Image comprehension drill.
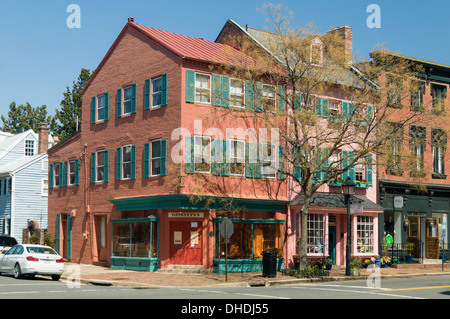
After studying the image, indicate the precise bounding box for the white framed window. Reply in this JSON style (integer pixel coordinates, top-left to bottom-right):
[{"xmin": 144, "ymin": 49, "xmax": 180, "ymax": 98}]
[
  {"xmin": 96, "ymin": 94, "xmax": 106, "ymax": 121},
  {"xmin": 69, "ymin": 160, "xmax": 76, "ymax": 185},
  {"xmin": 96, "ymin": 151, "xmax": 106, "ymax": 182},
  {"xmin": 355, "ymin": 159, "xmax": 366, "ymax": 182},
  {"xmin": 25, "ymin": 140, "xmax": 35, "ymax": 156},
  {"xmin": 262, "ymin": 84, "xmax": 276, "ymax": 112},
  {"xmin": 123, "ymin": 86, "xmax": 133, "ymax": 115},
  {"xmin": 261, "ymin": 142, "xmax": 277, "ymax": 178},
  {"xmin": 151, "ymin": 139, "xmax": 162, "ymax": 176},
  {"xmin": 41, "ymin": 178, "xmax": 48, "ymax": 196},
  {"xmin": 307, "ymin": 213, "xmax": 324, "ymax": 254},
  {"xmin": 195, "ymin": 73, "xmax": 211, "ymax": 104},
  {"xmin": 42, "ymin": 159, "xmax": 48, "ymax": 171},
  {"xmin": 357, "ymin": 216, "xmax": 374, "ymax": 254},
  {"xmin": 122, "ymin": 145, "xmax": 132, "ymax": 179},
  {"xmin": 54, "ymin": 164, "xmax": 60, "ymax": 187},
  {"xmin": 229, "ymin": 78, "xmax": 245, "ymax": 108},
  {"xmin": 194, "ymin": 135, "xmax": 211, "ymax": 173},
  {"xmin": 329, "ymin": 100, "xmax": 341, "ymax": 118},
  {"xmin": 152, "ymin": 76, "xmax": 162, "ymax": 107},
  {"xmin": 229, "ymin": 139, "xmax": 245, "ymax": 176}
]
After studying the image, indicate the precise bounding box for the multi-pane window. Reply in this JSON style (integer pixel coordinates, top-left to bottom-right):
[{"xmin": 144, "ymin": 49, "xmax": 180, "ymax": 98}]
[
  {"xmin": 431, "ymin": 84, "xmax": 447, "ymax": 114},
  {"xmin": 123, "ymin": 86, "xmax": 133, "ymax": 115},
  {"xmin": 151, "ymin": 140, "xmax": 162, "ymax": 176},
  {"xmin": 386, "ymin": 122, "xmax": 404, "ymax": 175},
  {"xmin": 69, "ymin": 160, "xmax": 76, "ymax": 185},
  {"xmin": 261, "ymin": 142, "xmax": 277, "ymax": 178},
  {"xmin": 432, "ymin": 128, "xmax": 447, "ymax": 176},
  {"xmin": 261, "ymin": 84, "xmax": 276, "ymax": 112},
  {"xmin": 195, "ymin": 73, "xmax": 211, "ymax": 104},
  {"xmin": 230, "ymin": 79, "xmax": 245, "ymax": 108},
  {"xmin": 97, "ymin": 94, "xmax": 106, "ymax": 121},
  {"xmin": 152, "ymin": 77, "xmax": 162, "ymax": 107},
  {"xmin": 329, "ymin": 100, "xmax": 341, "ymax": 119},
  {"xmin": 357, "ymin": 216, "xmax": 374, "ymax": 254},
  {"xmin": 409, "ymin": 125, "xmax": 426, "ymax": 174},
  {"xmin": 96, "ymin": 151, "xmax": 106, "ymax": 182},
  {"xmin": 194, "ymin": 136, "xmax": 211, "ymax": 173},
  {"xmin": 410, "ymin": 80, "xmax": 425, "ymax": 111},
  {"xmin": 354, "ymin": 159, "xmax": 366, "ymax": 182},
  {"xmin": 122, "ymin": 145, "xmax": 132, "ymax": 179},
  {"xmin": 54, "ymin": 164, "xmax": 60, "ymax": 187},
  {"xmin": 41, "ymin": 179, "xmax": 48, "ymax": 196},
  {"xmin": 25, "ymin": 140, "xmax": 35, "ymax": 156},
  {"xmin": 386, "ymin": 74, "xmax": 402, "ymax": 108},
  {"xmin": 307, "ymin": 214, "xmax": 324, "ymax": 254},
  {"xmin": 229, "ymin": 139, "xmax": 245, "ymax": 176}
]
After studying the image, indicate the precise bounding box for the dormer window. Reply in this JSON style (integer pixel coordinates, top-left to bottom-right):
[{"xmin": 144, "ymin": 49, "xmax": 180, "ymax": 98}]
[{"xmin": 310, "ymin": 37, "xmax": 323, "ymax": 66}]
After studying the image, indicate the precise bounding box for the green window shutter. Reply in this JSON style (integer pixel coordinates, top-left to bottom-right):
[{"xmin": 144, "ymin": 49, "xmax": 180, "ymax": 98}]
[
  {"xmin": 116, "ymin": 88, "xmax": 122, "ymax": 117},
  {"xmin": 116, "ymin": 147, "xmax": 122, "ymax": 180},
  {"xmin": 59, "ymin": 163, "xmax": 63, "ymax": 187},
  {"xmin": 277, "ymin": 86, "xmax": 285, "ymax": 113},
  {"xmin": 277, "ymin": 146, "xmax": 285, "ymax": 180},
  {"xmin": 212, "ymin": 139, "xmax": 222, "ymax": 175},
  {"xmin": 322, "ymin": 98, "xmax": 329, "ymax": 118},
  {"xmin": 131, "ymin": 145, "xmax": 136, "ymax": 179},
  {"xmin": 293, "ymin": 93, "xmax": 302, "ymax": 110},
  {"xmin": 254, "ymin": 82, "xmax": 263, "ymax": 112},
  {"xmin": 66, "ymin": 214, "xmax": 72, "ymax": 260},
  {"xmin": 366, "ymin": 105, "xmax": 373, "ymax": 124},
  {"xmin": 74, "ymin": 159, "xmax": 80, "ymax": 185},
  {"xmin": 104, "ymin": 150, "xmax": 109, "ymax": 182},
  {"xmin": 104, "ymin": 92, "xmax": 109, "ymax": 120},
  {"xmin": 314, "ymin": 97, "xmax": 321, "ymax": 116},
  {"xmin": 366, "ymin": 153, "xmax": 373, "ymax": 185},
  {"xmin": 55, "ymin": 214, "xmax": 61, "ymax": 254},
  {"xmin": 160, "ymin": 139, "xmax": 167, "ymax": 176},
  {"xmin": 185, "ymin": 136, "xmax": 195, "ymax": 173},
  {"xmin": 212, "ymin": 74, "xmax": 222, "ymax": 107},
  {"xmin": 144, "ymin": 143, "xmax": 150, "ymax": 178},
  {"xmin": 91, "ymin": 96, "xmax": 96, "ymax": 123},
  {"xmin": 245, "ymin": 142, "xmax": 258, "ymax": 178},
  {"xmin": 144, "ymin": 79, "xmax": 151, "ymax": 110},
  {"xmin": 49, "ymin": 164, "xmax": 54, "ymax": 189},
  {"xmin": 342, "ymin": 101, "xmax": 349, "ymax": 120},
  {"xmin": 341, "ymin": 150, "xmax": 355, "ymax": 181},
  {"xmin": 63, "ymin": 161, "xmax": 68, "ymax": 187},
  {"xmin": 186, "ymin": 70, "xmax": 195, "ymax": 103},
  {"xmin": 91, "ymin": 152, "xmax": 96, "ymax": 183},
  {"xmin": 221, "ymin": 76, "xmax": 230, "ymax": 107},
  {"xmin": 245, "ymin": 80, "xmax": 255, "ymax": 110},
  {"xmin": 161, "ymin": 73, "xmax": 168, "ymax": 106},
  {"xmin": 131, "ymin": 84, "xmax": 137, "ymax": 114},
  {"xmin": 222, "ymin": 140, "xmax": 230, "ymax": 176}
]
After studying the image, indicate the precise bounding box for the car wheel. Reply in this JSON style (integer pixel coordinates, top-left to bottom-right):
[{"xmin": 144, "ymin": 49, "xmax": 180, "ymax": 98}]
[
  {"xmin": 51, "ymin": 274, "xmax": 61, "ymax": 281},
  {"xmin": 13, "ymin": 263, "xmax": 22, "ymax": 279}
]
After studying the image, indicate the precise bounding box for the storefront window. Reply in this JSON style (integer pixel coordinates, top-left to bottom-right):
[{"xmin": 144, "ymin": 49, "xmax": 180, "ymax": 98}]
[
  {"xmin": 214, "ymin": 219, "xmax": 283, "ymax": 260},
  {"xmin": 307, "ymin": 214, "xmax": 324, "ymax": 254},
  {"xmin": 112, "ymin": 219, "xmax": 159, "ymax": 258},
  {"xmin": 357, "ymin": 216, "xmax": 374, "ymax": 253}
]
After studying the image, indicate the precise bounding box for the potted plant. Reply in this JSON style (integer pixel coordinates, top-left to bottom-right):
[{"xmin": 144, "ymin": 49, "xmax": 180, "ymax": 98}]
[
  {"xmin": 350, "ymin": 258, "xmax": 362, "ymax": 276},
  {"xmin": 364, "ymin": 259, "xmax": 373, "ymax": 268},
  {"xmin": 373, "ymin": 255, "xmax": 381, "ymax": 267},
  {"xmin": 382, "ymin": 256, "xmax": 391, "ymax": 268},
  {"xmin": 404, "ymin": 242, "xmax": 414, "ymax": 263},
  {"xmin": 323, "ymin": 258, "xmax": 333, "ymax": 270}
]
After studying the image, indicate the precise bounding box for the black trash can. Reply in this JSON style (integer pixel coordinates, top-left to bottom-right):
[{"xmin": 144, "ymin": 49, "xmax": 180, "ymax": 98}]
[{"xmin": 262, "ymin": 249, "xmax": 278, "ymax": 278}]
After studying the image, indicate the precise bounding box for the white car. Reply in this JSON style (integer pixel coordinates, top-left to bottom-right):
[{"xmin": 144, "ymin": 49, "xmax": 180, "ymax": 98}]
[{"xmin": 0, "ymin": 244, "xmax": 64, "ymax": 281}]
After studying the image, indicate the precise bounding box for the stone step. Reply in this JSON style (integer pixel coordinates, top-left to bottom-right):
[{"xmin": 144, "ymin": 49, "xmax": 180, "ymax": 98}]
[{"xmin": 158, "ymin": 264, "xmax": 209, "ymax": 274}]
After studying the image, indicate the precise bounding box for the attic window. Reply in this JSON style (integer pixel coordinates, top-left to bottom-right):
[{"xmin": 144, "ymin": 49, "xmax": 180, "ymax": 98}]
[
  {"xmin": 25, "ymin": 140, "xmax": 35, "ymax": 156},
  {"xmin": 310, "ymin": 37, "xmax": 323, "ymax": 66}
]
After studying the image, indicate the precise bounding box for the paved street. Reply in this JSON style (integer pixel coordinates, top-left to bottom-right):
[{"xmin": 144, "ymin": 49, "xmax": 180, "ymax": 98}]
[{"xmin": 1, "ymin": 273, "xmax": 449, "ymax": 300}]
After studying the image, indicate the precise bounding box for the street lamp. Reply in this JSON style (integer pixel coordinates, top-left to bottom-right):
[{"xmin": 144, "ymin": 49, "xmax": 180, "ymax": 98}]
[{"xmin": 342, "ymin": 177, "xmax": 355, "ymax": 276}]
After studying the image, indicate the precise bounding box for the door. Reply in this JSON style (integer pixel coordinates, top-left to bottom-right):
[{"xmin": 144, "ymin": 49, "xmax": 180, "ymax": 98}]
[
  {"xmin": 328, "ymin": 226, "xmax": 336, "ymax": 264},
  {"xmin": 169, "ymin": 221, "xmax": 202, "ymax": 265},
  {"xmin": 407, "ymin": 217, "xmax": 421, "ymax": 257},
  {"xmin": 426, "ymin": 218, "xmax": 439, "ymax": 259}
]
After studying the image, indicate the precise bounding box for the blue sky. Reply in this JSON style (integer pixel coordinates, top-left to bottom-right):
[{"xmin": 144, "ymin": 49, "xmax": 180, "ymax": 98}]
[{"xmin": 0, "ymin": 0, "xmax": 449, "ymax": 120}]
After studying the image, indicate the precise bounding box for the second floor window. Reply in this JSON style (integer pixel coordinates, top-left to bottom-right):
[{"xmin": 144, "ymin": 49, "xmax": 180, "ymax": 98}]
[
  {"xmin": 410, "ymin": 125, "xmax": 426, "ymax": 175},
  {"xmin": 230, "ymin": 79, "xmax": 245, "ymax": 108},
  {"xmin": 432, "ymin": 128, "xmax": 447, "ymax": 176},
  {"xmin": 195, "ymin": 73, "xmax": 211, "ymax": 104},
  {"xmin": 194, "ymin": 136, "xmax": 211, "ymax": 173},
  {"xmin": 261, "ymin": 142, "xmax": 277, "ymax": 179},
  {"xmin": 152, "ymin": 77, "xmax": 162, "ymax": 107},
  {"xmin": 431, "ymin": 84, "xmax": 447, "ymax": 114},
  {"xmin": 123, "ymin": 86, "xmax": 133, "ymax": 115},
  {"xmin": 122, "ymin": 145, "xmax": 132, "ymax": 179},
  {"xmin": 229, "ymin": 139, "xmax": 245, "ymax": 176},
  {"xmin": 97, "ymin": 94, "xmax": 106, "ymax": 121},
  {"xmin": 25, "ymin": 140, "xmax": 35, "ymax": 156}
]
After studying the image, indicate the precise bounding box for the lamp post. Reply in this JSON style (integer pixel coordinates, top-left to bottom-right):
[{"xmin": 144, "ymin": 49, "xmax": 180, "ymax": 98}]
[{"xmin": 342, "ymin": 176, "xmax": 355, "ymax": 276}]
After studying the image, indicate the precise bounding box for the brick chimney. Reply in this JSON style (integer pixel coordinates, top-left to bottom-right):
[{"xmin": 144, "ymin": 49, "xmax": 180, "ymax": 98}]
[
  {"xmin": 38, "ymin": 124, "xmax": 49, "ymax": 154},
  {"xmin": 325, "ymin": 25, "xmax": 353, "ymax": 64}
]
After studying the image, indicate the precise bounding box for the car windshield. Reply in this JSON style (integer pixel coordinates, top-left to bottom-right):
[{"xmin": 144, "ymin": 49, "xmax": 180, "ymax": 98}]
[{"xmin": 26, "ymin": 246, "xmax": 57, "ymax": 255}]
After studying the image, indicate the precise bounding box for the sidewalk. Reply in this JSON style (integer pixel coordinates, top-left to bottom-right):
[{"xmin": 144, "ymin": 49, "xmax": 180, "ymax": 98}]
[{"xmin": 61, "ymin": 262, "xmax": 450, "ymax": 288}]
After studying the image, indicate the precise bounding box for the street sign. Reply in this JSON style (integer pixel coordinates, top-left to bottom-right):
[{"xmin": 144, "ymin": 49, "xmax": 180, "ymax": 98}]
[{"xmin": 220, "ymin": 218, "xmax": 234, "ymax": 242}]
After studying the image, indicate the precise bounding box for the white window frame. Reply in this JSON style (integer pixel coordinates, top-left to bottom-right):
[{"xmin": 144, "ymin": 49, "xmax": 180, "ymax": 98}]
[
  {"xmin": 41, "ymin": 178, "xmax": 48, "ymax": 196},
  {"xmin": 260, "ymin": 142, "xmax": 277, "ymax": 179},
  {"xmin": 194, "ymin": 73, "xmax": 211, "ymax": 104},
  {"xmin": 54, "ymin": 164, "xmax": 60, "ymax": 188},
  {"xmin": 96, "ymin": 93, "xmax": 106, "ymax": 122},
  {"xmin": 151, "ymin": 139, "xmax": 162, "ymax": 177},
  {"xmin": 69, "ymin": 160, "xmax": 76, "ymax": 185},
  {"xmin": 122, "ymin": 86, "xmax": 133, "ymax": 115},
  {"xmin": 261, "ymin": 84, "xmax": 276, "ymax": 112},
  {"xmin": 229, "ymin": 78, "xmax": 245, "ymax": 108},
  {"xmin": 42, "ymin": 159, "xmax": 48, "ymax": 171},
  {"xmin": 152, "ymin": 76, "xmax": 163, "ymax": 108},
  {"xmin": 122, "ymin": 145, "xmax": 132, "ymax": 180},
  {"xmin": 194, "ymin": 135, "xmax": 211, "ymax": 173},
  {"xmin": 229, "ymin": 139, "xmax": 245, "ymax": 176},
  {"xmin": 96, "ymin": 151, "xmax": 106, "ymax": 182},
  {"xmin": 356, "ymin": 215, "xmax": 374, "ymax": 254},
  {"xmin": 25, "ymin": 139, "xmax": 35, "ymax": 156},
  {"xmin": 354, "ymin": 159, "xmax": 366, "ymax": 182},
  {"xmin": 329, "ymin": 100, "xmax": 341, "ymax": 118}
]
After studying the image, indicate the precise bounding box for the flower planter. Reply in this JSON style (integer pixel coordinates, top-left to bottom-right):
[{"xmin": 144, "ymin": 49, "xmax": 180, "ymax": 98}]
[
  {"xmin": 405, "ymin": 255, "xmax": 413, "ymax": 263},
  {"xmin": 374, "ymin": 260, "xmax": 381, "ymax": 267},
  {"xmin": 350, "ymin": 267, "xmax": 361, "ymax": 276},
  {"xmin": 325, "ymin": 264, "xmax": 332, "ymax": 270}
]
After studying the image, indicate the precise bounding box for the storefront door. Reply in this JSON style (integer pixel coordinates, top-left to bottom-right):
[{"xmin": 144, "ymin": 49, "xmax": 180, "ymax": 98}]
[
  {"xmin": 169, "ymin": 221, "xmax": 202, "ymax": 265},
  {"xmin": 328, "ymin": 226, "xmax": 336, "ymax": 264},
  {"xmin": 426, "ymin": 218, "xmax": 439, "ymax": 259},
  {"xmin": 407, "ymin": 217, "xmax": 421, "ymax": 258}
]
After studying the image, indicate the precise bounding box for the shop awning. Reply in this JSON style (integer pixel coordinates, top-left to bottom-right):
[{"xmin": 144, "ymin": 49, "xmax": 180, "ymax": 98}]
[
  {"xmin": 290, "ymin": 192, "xmax": 384, "ymax": 210},
  {"xmin": 110, "ymin": 194, "xmax": 289, "ymax": 212}
]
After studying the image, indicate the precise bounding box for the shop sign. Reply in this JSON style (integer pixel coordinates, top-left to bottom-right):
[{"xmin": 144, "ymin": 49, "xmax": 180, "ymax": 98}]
[
  {"xmin": 350, "ymin": 201, "xmax": 363, "ymax": 215},
  {"xmin": 168, "ymin": 212, "xmax": 204, "ymax": 218},
  {"xmin": 394, "ymin": 196, "xmax": 403, "ymax": 209}
]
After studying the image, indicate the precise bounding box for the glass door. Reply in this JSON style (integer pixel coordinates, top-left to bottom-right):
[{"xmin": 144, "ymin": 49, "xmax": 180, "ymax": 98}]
[{"xmin": 426, "ymin": 218, "xmax": 439, "ymax": 259}]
